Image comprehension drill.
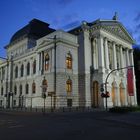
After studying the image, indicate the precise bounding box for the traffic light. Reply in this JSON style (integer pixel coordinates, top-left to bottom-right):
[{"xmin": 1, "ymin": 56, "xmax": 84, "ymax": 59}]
[{"xmin": 100, "ymin": 83, "xmax": 104, "ymax": 92}]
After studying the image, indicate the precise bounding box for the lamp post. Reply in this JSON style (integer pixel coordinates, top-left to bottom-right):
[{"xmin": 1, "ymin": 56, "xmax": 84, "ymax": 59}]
[{"xmin": 104, "ymin": 65, "xmax": 134, "ymax": 111}]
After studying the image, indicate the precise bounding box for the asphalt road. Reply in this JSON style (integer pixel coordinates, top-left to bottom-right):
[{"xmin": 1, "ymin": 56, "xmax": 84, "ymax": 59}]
[{"xmin": 0, "ymin": 111, "xmax": 140, "ymax": 140}]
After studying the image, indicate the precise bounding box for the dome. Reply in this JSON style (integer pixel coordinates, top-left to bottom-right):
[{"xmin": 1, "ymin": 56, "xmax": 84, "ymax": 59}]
[{"xmin": 9, "ymin": 19, "xmax": 55, "ymax": 44}]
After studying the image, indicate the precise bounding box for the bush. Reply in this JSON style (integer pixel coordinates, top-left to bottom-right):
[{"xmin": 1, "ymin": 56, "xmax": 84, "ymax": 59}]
[{"xmin": 109, "ymin": 106, "xmax": 140, "ymax": 113}]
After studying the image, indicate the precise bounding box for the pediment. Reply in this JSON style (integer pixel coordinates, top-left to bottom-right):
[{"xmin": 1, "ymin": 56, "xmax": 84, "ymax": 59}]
[{"xmin": 101, "ymin": 23, "xmax": 134, "ymax": 44}]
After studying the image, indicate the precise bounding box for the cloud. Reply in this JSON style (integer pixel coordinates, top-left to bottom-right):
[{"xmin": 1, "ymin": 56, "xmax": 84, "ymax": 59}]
[
  {"xmin": 135, "ymin": 24, "xmax": 140, "ymax": 33},
  {"xmin": 50, "ymin": 13, "xmax": 80, "ymax": 30},
  {"xmin": 61, "ymin": 20, "xmax": 80, "ymax": 30},
  {"xmin": 134, "ymin": 13, "xmax": 140, "ymax": 22}
]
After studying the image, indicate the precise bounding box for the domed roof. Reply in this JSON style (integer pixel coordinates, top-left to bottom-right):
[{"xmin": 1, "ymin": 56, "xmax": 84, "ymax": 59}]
[{"xmin": 9, "ymin": 19, "xmax": 55, "ymax": 44}]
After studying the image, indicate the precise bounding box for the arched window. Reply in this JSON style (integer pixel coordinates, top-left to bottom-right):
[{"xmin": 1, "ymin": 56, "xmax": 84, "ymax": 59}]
[
  {"xmin": 33, "ymin": 60, "xmax": 36, "ymax": 74},
  {"xmin": 14, "ymin": 85, "xmax": 17, "ymax": 95},
  {"xmin": 25, "ymin": 83, "xmax": 29, "ymax": 94},
  {"xmin": 32, "ymin": 82, "xmax": 36, "ymax": 94},
  {"xmin": 66, "ymin": 52, "xmax": 72, "ymax": 69},
  {"xmin": 21, "ymin": 64, "xmax": 24, "ymax": 77},
  {"xmin": 42, "ymin": 77, "xmax": 47, "ymax": 92},
  {"xmin": 66, "ymin": 78, "xmax": 72, "ymax": 93},
  {"xmin": 27, "ymin": 62, "xmax": 30, "ymax": 75},
  {"xmin": 20, "ymin": 84, "xmax": 22, "ymax": 95},
  {"xmin": 44, "ymin": 53, "xmax": 49, "ymax": 71},
  {"xmin": 15, "ymin": 66, "xmax": 18, "ymax": 78},
  {"xmin": 1, "ymin": 86, "xmax": 3, "ymax": 96}
]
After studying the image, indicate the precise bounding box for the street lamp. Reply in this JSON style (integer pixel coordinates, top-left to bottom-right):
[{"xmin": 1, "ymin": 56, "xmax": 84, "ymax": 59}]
[{"xmin": 103, "ymin": 65, "xmax": 134, "ymax": 111}]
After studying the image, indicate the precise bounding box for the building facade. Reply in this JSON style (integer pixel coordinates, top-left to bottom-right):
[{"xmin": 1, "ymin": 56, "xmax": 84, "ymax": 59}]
[{"xmin": 0, "ymin": 15, "xmax": 137, "ymax": 109}]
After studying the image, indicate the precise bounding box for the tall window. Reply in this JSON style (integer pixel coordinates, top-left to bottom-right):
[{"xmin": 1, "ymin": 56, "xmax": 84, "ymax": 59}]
[
  {"xmin": 20, "ymin": 84, "xmax": 22, "ymax": 95},
  {"xmin": 33, "ymin": 60, "xmax": 36, "ymax": 74},
  {"xmin": 42, "ymin": 77, "xmax": 47, "ymax": 93},
  {"xmin": 14, "ymin": 85, "xmax": 17, "ymax": 95},
  {"xmin": 21, "ymin": 64, "xmax": 24, "ymax": 77},
  {"xmin": 15, "ymin": 66, "xmax": 18, "ymax": 78},
  {"xmin": 25, "ymin": 83, "xmax": 29, "ymax": 94},
  {"xmin": 45, "ymin": 53, "xmax": 49, "ymax": 71},
  {"xmin": 66, "ymin": 52, "xmax": 72, "ymax": 69},
  {"xmin": 32, "ymin": 82, "xmax": 36, "ymax": 94},
  {"xmin": 1, "ymin": 87, "xmax": 3, "ymax": 96},
  {"xmin": 66, "ymin": 79, "xmax": 72, "ymax": 93},
  {"xmin": 27, "ymin": 62, "xmax": 30, "ymax": 75}
]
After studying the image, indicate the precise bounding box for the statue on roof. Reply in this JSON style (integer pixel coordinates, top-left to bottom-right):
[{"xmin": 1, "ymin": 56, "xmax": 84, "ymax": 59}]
[{"xmin": 112, "ymin": 12, "xmax": 118, "ymax": 20}]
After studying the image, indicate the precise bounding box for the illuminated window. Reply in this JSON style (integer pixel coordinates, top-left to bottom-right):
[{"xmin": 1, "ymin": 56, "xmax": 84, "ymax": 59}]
[
  {"xmin": 45, "ymin": 53, "xmax": 49, "ymax": 71},
  {"xmin": 14, "ymin": 85, "xmax": 17, "ymax": 95},
  {"xmin": 21, "ymin": 64, "xmax": 24, "ymax": 77},
  {"xmin": 27, "ymin": 62, "xmax": 30, "ymax": 75},
  {"xmin": 32, "ymin": 82, "xmax": 36, "ymax": 94},
  {"xmin": 15, "ymin": 66, "xmax": 18, "ymax": 78},
  {"xmin": 33, "ymin": 60, "xmax": 36, "ymax": 74},
  {"xmin": 66, "ymin": 79, "xmax": 72, "ymax": 93},
  {"xmin": 66, "ymin": 52, "xmax": 72, "ymax": 69},
  {"xmin": 25, "ymin": 83, "xmax": 29, "ymax": 94}
]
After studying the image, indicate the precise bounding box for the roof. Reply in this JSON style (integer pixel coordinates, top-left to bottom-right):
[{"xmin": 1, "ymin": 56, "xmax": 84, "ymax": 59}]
[
  {"xmin": 69, "ymin": 19, "xmax": 135, "ymax": 44},
  {"xmin": 9, "ymin": 19, "xmax": 55, "ymax": 45}
]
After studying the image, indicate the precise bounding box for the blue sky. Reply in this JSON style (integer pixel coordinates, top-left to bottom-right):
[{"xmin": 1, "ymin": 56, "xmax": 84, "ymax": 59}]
[{"xmin": 0, "ymin": 0, "xmax": 140, "ymax": 57}]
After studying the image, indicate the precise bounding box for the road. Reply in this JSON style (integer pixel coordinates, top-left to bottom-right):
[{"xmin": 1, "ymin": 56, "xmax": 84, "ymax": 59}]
[{"xmin": 0, "ymin": 111, "xmax": 140, "ymax": 140}]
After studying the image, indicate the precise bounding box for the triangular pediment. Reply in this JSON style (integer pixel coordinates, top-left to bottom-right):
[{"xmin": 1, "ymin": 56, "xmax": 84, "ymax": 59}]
[{"xmin": 101, "ymin": 22, "xmax": 134, "ymax": 44}]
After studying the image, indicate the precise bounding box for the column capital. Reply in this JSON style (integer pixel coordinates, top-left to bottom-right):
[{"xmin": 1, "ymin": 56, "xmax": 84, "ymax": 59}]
[{"xmin": 112, "ymin": 41, "xmax": 116, "ymax": 46}]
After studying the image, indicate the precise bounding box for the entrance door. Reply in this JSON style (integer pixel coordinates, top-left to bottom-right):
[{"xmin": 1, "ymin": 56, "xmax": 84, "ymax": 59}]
[{"xmin": 92, "ymin": 81, "xmax": 99, "ymax": 107}]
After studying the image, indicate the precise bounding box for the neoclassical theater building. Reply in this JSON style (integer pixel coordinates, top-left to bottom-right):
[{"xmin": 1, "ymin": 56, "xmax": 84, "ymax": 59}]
[{"xmin": 0, "ymin": 14, "xmax": 137, "ymax": 109}]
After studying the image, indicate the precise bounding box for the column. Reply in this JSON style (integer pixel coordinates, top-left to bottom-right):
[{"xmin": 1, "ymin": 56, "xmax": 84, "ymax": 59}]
[
  {"xmin": 126, "ymin": 49, "xmax": 130, "ymax": 66},
  {"xmin": 97, "ymin": 35, "xmax": 104, "ymax": 72},
  {"xmin": 130, "ymin": 50, "xmax": 137, "ymax": 105},
  {"xmin": 104, "ymin": 38, "xmax": 109, "ymax": 70},
  {"xmin": 36, "ymin": 53, "xmax": 40, "ymax": 74},
  {"xmin": 120, "ymin": 46, "xmax": 124, "ymax": 67},
  {"xmin": 112, "ymin": 42, "xmax": 117, "ymax": 69}
]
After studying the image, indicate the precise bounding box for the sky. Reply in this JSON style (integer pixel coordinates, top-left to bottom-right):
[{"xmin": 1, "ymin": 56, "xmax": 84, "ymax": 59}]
[{"xmin": 0, "ymin": 0, "xmax": 140, "ymax": 57}]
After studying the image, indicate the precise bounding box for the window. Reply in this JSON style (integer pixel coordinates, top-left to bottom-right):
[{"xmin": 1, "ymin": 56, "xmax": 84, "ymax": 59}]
[
  {"xmin": 13, "ymin": 100, "xmax": 16, "ymax": 106},
  {"xmin": 66, "ymin": 52, "xmax": 72, "ymax": 69},
  {"xmin": 33, "ymin": 60, "xmax": 36, "ymax": 74},
  {"xmin": 21, "ymin": 64, "xmax": 24, "ymax": 77},
  {"xmin": 66, "ymin": 79, "xmax": 72, "ymax": 93},
  {"xmin": 14, "ymin": 85, "xmax": 17, "ymax": 95},
  {"xmin": 27, "ymin": 62, "xmax": 30, "ymax": 75},
  {"xmin": 45, "ymin": 53, "xmax": 49, "ymax": 71},
  {"xmin": 32, "ymin": 82, "xmax": 36, "ymax": 94},
  {"xmin": 1, "ymin": 87, "xmax": 3, "ymax": 96},
  {"xmin": 15, "ymin": 66, "xmax": 18, "ymax": 78},
  {"xmin": 25, "ymin": 83, "xmax": 29, "ymax": 94},
  {"xmin": 20, "ymin": 84, "xmax": 22, "ymax": 95},
  {"xmin": 42, "ymin": 77, "xmax": 47, "ymax": 93}
]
